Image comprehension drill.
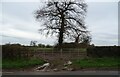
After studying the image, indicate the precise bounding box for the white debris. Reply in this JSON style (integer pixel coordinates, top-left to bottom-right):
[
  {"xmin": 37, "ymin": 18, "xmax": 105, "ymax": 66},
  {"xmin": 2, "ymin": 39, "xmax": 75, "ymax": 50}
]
[
  {"xmin": 53, "ymin": 68, "xmax": 58, "ymax": 72},
  {"xmin": 35, "ymin": 63, "xmax": 50, "ymax": 71},
  {"xmin": 64, "ymin": 66, "xmax": 68, "ymax": 69},
  {"xmin": 62, "ymin": 66, "xmax": 68, "ymax": 70},
  {"xmin": 67, "ymin": 68, "xmax": 74, "ymax": 71},
  {"xmin": 64, "ymin": 61, "xmax": 72, "ymax": 66},
  {"xmin": 67, "ymin": 61, "xmax": 72, "ymax": 65},
  {"xmin": 42, "ymin": 63, "xmax": 50, "ymax": 67}
]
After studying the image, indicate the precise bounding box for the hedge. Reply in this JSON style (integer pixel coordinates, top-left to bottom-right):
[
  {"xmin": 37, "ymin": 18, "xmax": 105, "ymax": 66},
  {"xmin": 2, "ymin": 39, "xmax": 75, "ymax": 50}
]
[
  {"xmin": 87, "ymin": 46, "xmax": 119, "ymax": 57},
  {"xmin": 2, "ymin": 44, "xmax": 33, "ymax": 59}
]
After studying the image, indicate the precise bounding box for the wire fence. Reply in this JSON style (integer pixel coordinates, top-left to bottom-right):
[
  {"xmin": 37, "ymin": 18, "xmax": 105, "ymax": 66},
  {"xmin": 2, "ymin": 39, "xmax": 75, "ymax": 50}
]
[{"xmin": 32, "ymin": 48, "xmax": 87, "ymax": 60}]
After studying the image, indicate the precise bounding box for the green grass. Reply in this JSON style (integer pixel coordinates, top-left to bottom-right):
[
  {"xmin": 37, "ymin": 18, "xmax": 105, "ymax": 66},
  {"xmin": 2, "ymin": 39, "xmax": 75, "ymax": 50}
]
[
  {"xmin": 2, "ymin": 58, "xmax": 45, "ymax": 69},
  {"xmin": 78, "ymin": 48, "xmax": 86, "ymax": 52},
  {"xmin": 37, "ymin": 48, "xmax": 53, "ymax": 52},
  {"xmin": 28, "ymin": 47, "xmax": 53, "ymax": 52},
  {"xmin": 72, "ymin": 57, "xmax": 120, "ymax": 68}
]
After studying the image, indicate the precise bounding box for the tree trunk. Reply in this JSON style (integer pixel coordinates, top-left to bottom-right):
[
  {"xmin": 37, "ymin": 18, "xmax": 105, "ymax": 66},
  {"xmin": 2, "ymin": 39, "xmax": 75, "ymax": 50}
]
[
  {"xmin": 58, "ymin": 29, "xmax": 64, "ymax": 47},
  {"xmin": 75, "ymin": 36, "xmax": 79, "ymax": 44},
  {"xmin": 58, "ymin": 13, "xmax": 65, "ymax": 48},
  {"xmin": 75, "ymin": 34, "xmax": 81, "ymax": 44}
]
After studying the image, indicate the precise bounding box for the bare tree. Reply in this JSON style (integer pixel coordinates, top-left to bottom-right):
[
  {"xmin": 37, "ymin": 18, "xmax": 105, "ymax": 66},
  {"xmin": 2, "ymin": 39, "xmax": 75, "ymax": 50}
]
[
  {"xmin": 35, "ymin": 0, "xmax": 87, "ymax": 48},
  {"xmin": 30, "ymin": 41, "xmax": 37, "ymax": 46}
]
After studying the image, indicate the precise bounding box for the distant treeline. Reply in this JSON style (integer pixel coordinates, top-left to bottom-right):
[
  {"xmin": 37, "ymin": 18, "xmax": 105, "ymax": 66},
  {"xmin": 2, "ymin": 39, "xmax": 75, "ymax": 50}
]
[
  {"xmin": 1, "ymin": 43, "xmax": 53, "ymax": 48},
  {"xmin": 54, "ymin": 42, "xmax": 93, "ymax": 48},
  {"xmin": 1, "ymin": 42, "xmax": 93, "ymax": 48}
]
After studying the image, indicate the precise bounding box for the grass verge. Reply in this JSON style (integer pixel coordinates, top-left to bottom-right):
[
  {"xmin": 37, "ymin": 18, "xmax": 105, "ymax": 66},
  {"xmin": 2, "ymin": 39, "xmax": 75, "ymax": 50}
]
[
  {"xmin": 72, "ymin": 57, "xmax": 120, "ymax": 69},
  {"xmin": 2, "ymin": 58, "xmax": 45, "ymax": 69}
]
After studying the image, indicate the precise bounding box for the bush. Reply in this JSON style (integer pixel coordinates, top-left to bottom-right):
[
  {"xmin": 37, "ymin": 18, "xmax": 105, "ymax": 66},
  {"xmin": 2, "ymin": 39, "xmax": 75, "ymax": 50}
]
[
  {"xmin": 87, "ymin": 46, "xmax": 119, "ymax": 57},
  {"xmin": 2, "ymin": 44, "xmax": 33, "ymax": 59}
]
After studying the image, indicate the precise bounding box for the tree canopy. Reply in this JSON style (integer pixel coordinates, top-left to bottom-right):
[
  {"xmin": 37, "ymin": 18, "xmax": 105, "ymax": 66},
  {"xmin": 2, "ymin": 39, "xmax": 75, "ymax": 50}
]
[{"xmin": 35, "ymin": 0, "xmax": 90, "ymax": 48}]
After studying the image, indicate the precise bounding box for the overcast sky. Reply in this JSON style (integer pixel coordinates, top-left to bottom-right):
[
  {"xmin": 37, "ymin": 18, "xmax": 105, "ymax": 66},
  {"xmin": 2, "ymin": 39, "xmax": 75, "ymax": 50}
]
[{"xmin": 0, "ymin": 1, "xmax": 118, "ymax": 46}]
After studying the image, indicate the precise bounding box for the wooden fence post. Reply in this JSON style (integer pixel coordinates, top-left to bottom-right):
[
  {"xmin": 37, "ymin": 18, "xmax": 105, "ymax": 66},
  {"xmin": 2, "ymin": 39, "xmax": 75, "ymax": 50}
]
[
  {"xmin": 60, "ymin": 48, "xmax": 63, "ymax": 59},
  {"xmin": 78, "ymin": 48, "xmax": 79, "ymax": 59}
]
